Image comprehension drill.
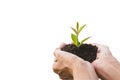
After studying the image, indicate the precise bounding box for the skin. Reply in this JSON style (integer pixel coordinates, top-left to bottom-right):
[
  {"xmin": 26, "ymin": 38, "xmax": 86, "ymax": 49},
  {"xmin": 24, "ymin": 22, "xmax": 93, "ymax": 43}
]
[
  {"xmin": 53, "ymin": 43, "xmax": 98, "ymax": 80},
  {"xmin": 92, "ymin": 43, "xmax": 120, "ymax": 80},
  {"xmin": 53, "ymin": 43, "xmax": 120, "ymax": 80}
]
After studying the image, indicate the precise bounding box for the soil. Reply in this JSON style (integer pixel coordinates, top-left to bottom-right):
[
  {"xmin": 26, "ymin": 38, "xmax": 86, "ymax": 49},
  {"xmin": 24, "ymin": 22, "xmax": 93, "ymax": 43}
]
[{"xmin": 61, "ymin": 43, "xmax": 98, "ymax": 63}]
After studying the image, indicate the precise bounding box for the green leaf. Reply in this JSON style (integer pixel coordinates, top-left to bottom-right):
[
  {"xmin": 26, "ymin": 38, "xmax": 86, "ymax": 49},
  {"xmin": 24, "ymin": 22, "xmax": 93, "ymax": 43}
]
[
  {"xmin": 78, "ymin": 24, "xmax": 86, "ymax": 35},
  {"xmin": 70, "ymin": 22, "xmax": 91, "ymax": 47},
  {"xmin": 71, "ymin": 27, "xmax": 78, "ymax": 34},
  {"xmin": 71, "ymin": 33, "xmax": 78, "ymax": 46},
  {"xmin": 76, "ymin": 22, "xmax": 79, "ymax": 31},
  {"xmin": 80, "ymin": 36, "xmax": 91, "ymax": 46}
]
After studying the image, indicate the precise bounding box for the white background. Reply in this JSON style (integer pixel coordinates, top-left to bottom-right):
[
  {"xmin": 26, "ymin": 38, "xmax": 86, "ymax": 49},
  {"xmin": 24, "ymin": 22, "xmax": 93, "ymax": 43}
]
[{"xmin": 0, "ymin": 0, "xmax": 120, "ymax": 80}]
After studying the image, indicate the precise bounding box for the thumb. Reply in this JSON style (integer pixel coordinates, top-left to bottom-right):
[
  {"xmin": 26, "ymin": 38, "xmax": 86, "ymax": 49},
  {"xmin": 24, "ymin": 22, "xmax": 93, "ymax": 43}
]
[{"xmin": 92, "ymin": 43, "xmax": 112, "ymax": 59}]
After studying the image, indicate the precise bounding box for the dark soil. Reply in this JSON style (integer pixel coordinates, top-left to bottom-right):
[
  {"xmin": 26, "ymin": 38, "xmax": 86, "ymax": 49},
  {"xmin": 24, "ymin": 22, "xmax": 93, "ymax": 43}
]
[{"xmin": 61, "ymin": 43, "xmax": 98, "ymax": 63}]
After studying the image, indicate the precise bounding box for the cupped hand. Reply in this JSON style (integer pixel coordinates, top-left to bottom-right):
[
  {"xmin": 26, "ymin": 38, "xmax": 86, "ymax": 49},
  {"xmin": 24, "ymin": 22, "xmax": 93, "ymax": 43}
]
[
  {"xmin": 92, "ymin": 43, "xmax": 120, "ymax": 80},
  {"xmin": 53, "ymin": 43, "xmax": 98, "ymax": 80}
]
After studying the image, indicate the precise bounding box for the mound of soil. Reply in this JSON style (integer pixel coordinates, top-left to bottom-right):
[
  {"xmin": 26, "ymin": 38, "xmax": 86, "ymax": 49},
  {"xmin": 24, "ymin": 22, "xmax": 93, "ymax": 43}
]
[{"xmin": 61, "ymin": 44, "xmax": 98, "ymax": 63}]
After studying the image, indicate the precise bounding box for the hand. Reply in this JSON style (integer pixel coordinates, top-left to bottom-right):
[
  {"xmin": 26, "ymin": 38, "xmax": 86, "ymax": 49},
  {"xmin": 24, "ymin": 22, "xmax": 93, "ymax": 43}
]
[
  {"xmin": 53, "ymin": 43, "xmax": 98, "ymax": 80},
  {"xmin": 92, "ymin": 43, "xmax": 120, "ymax": 80}
]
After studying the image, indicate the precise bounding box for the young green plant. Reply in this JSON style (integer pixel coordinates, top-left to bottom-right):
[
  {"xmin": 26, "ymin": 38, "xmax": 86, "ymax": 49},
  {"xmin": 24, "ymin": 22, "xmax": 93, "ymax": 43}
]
[{"xmin": 71, "ymin": 22, "xmax": 91, "ymax": 47}]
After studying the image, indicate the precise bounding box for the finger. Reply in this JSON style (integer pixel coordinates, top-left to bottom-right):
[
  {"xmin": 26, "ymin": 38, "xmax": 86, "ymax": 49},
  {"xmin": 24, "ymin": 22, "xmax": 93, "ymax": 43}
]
[
  {"xmin": 53, "ymin": 42, "xmax": 66, "ymax": 57},
  {"xmin": 54, "ymin": 48, "xmax": 84, "ymax": 63},
  {"xmin": 59, "ymin": 42, "xmax": 66, "ymax": 48},
  {"xmin": 92, "ymin": 43, "xmax": 112, "ymax": 55}
]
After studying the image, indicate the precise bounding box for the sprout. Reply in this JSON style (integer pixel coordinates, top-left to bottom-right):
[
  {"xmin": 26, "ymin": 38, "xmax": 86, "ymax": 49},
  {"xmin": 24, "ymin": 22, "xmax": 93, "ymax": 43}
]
[{"xmin": 71, "ymin": 22, "xmax": 91, "ymax": 47}]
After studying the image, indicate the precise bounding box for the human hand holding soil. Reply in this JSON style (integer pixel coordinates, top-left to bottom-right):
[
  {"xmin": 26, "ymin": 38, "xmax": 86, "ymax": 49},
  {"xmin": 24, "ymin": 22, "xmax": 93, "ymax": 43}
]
[
  {"xmin": 53, "ymin": 43, "xmax": 120, "ymax": 80},
  {"xmin": 53, "ymin": 43, "xmax": 98, "ymax": 80},
  {"xmin": 92, "ymin": 43, "xmax": 120, "ymax": 80}
]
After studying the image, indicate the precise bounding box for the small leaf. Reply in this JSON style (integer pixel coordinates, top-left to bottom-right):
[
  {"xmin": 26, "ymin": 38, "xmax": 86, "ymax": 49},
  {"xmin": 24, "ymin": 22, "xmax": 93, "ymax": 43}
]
[
  {"xmin": 71, "ymin": 27, "xmax": 78, "ymax": 34},
  {"xmin": 76, "ymin": 22, "xmax": 79, "ymax": 31},
  {"xmin": 71, "ymin": 33, "xmax": 78, "ymax": 46},
  {"xmin": 78, "ymin": 24, "xmax": 86, "ymax": 35},
  {"xmin": 80, "ymin": 36, "xmax": 91, "ymax": 46}
]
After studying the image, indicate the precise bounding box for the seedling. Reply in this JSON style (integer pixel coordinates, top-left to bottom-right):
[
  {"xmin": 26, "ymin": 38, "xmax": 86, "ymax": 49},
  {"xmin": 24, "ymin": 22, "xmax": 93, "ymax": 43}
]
[{"xmin": 71, "ymin": 22, "xmax": 91, "ymax": 47}]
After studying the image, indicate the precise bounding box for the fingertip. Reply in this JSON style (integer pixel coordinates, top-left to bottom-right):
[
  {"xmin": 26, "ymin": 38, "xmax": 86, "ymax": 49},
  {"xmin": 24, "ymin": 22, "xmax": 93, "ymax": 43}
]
[
  {"xmin": 91, "ymin": 43, "xmax": 98, "ymax": 46},
  {"xmin": 59, "ymin": 42, "xmax": 66, "ymax": 48},
  {"xmin": 91, "ymin": 43, "xmax": 101, "ymax": 48},
  {"xmin": 53, "ymin": 42, "xmax": 66, "ymax": 57},
  {"xmin": 53, "ymin": 47, "xmax": 62, "ymax": 58}
]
